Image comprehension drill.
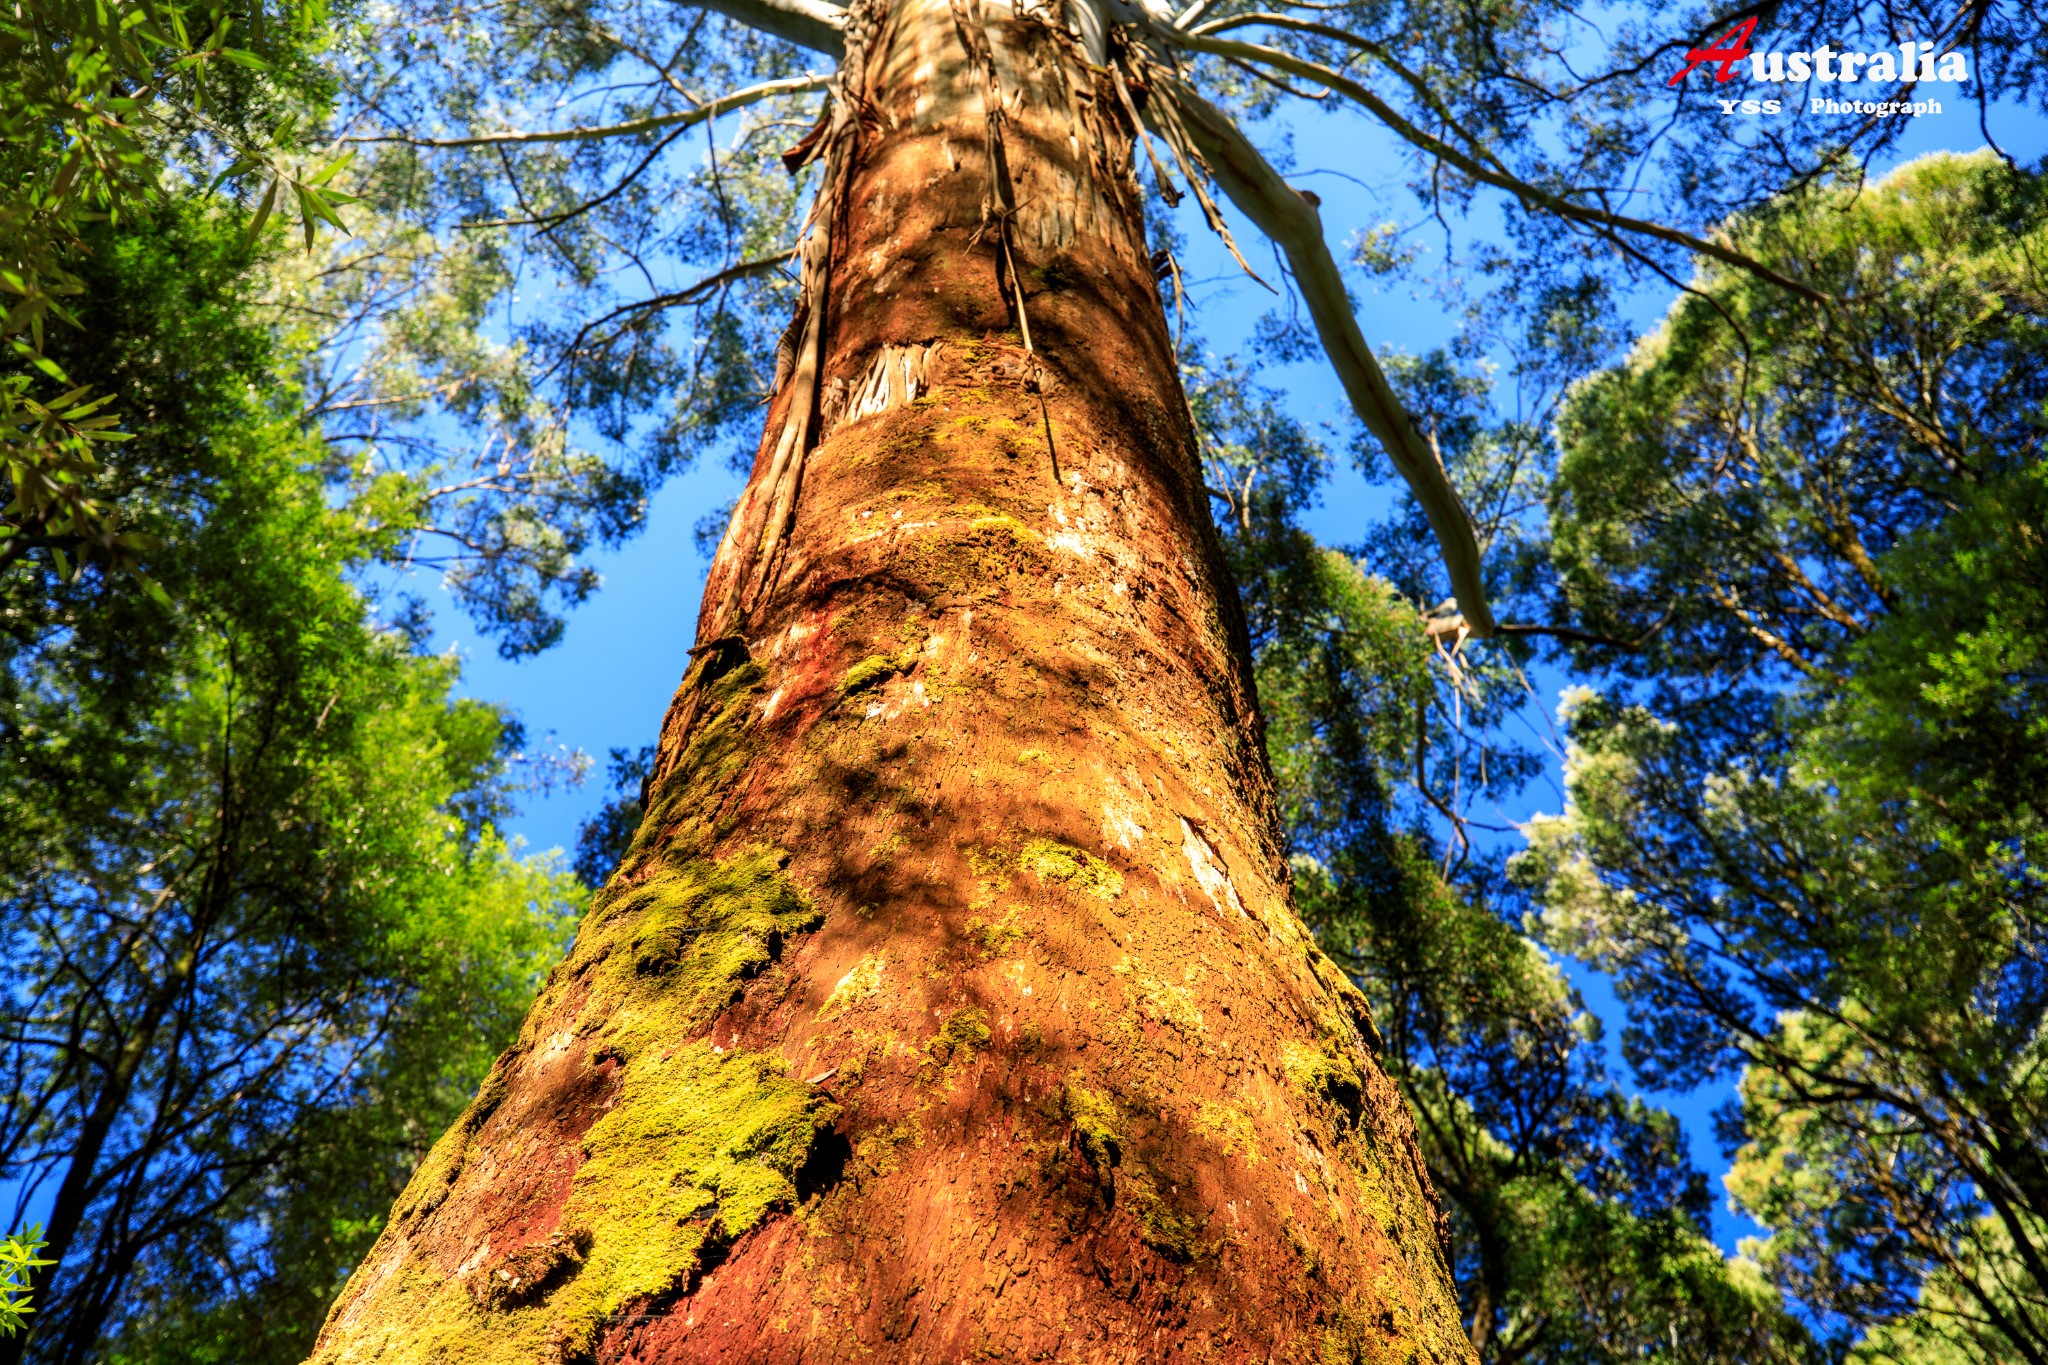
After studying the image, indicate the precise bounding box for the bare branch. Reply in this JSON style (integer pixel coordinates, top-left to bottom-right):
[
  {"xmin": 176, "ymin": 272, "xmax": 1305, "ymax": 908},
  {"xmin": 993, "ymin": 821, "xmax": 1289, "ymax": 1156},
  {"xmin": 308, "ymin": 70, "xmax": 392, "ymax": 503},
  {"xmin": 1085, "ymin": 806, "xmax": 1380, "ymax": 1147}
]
[
  {"xmin": 347, "ymin": 72, "xmax": 830, "ymax": 148},
  {"xmin": 1169, "ymin": 30, "xmax": 1832, "ymax": 306},
  {"xmin": 552, "ymin": 249, "xmax": 799, "ymax": 381},
  {"xmin": 1170, "ymin": 83, "xmax": 1497, "ymax": 636},
  {"xmin": 690, "ymin": 0, "xmax": 847, "ymax": 56}
]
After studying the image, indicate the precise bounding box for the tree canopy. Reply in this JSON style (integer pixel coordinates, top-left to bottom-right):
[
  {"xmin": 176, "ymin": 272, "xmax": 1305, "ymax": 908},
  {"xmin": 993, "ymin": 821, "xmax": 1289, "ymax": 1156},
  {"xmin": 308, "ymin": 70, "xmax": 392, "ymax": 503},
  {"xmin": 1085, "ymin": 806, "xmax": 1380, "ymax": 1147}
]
[
  {"xmin": 1518, "ymin": 149, "xmax": 2048, "ymax": 1365},
  {"xmin": 1, "ymin": 185, "xmax": 579, "ymax": 1365}
]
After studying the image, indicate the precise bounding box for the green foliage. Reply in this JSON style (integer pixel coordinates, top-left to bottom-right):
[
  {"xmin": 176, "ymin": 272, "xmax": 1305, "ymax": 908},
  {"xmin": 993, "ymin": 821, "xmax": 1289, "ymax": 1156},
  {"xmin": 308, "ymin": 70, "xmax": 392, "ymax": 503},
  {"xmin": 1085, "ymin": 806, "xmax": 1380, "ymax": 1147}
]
[
  {"xmin": 0, "ymin": 1232, "xmax": 54, "ymax": 1339},
  {"xmin": 272, "ymin": 207, "xmax": 663, "ymax": 656},
  {"xmin": 1, "ymin": 0, "xmax": 338, "ymax": 328},
  {"xmin": 1, "ymin": 0, "xmax": 348, "ymax": 584},
  {"xmin": 1520, "ymin": 151, "xmax": 2048, "ymax": 1362},
  {"xmin": 0, "ymin": 199, "xmax": 579, "ymax": 1365}
]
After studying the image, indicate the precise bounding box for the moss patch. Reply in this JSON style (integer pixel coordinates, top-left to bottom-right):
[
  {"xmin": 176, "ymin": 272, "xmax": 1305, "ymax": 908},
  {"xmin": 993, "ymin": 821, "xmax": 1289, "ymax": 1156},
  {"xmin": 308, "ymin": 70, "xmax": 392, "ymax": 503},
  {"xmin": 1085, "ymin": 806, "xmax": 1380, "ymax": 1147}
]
[
  {"xmin": 926, "ymin": 1006, "xmax": 991, "ymax": 1066},
  {"xmin": 1019, "ymin": 838, "xmax": 1123, "ymax": 900},
  {"xmin": 329, "ymin": 843, "xmax": 832, "ymax": 1364},
  {"xmin": 819, "ymin": 952, "xmax": 887, "ymax": 1021},
  {"xmin": 322, "ymin": 1030, "xmax": 834, "ymax": 1361},
  {"xmin": 562, "ymin": 1042, "xmax": 837, "ymax": 1297},
  {"xmin": 1283, "ymin": 1213, "xmax": 1323, "ymax": 1280},
  {"xmin": 1195, "ymin": 1100, "xmax": 1260, "ymax": 1164},
  {"xmin": 966, "ymin": 512, "xmax": 1039, "ymax": 540},
  {"xmin": 314, "ymin": 636, "xmax": 868, "ymax": 1365},
  {"xmin": 1113, "ymin": 956, "xmax": 1205, "ymax": 1033},
  {"xmin": 1280, "ymin": 1039, "xmax": 1367, "ymax": 1122},
  {"xmin": 1056, "ymin": 1076, "xmax": 1206, "ymax": 1260},
  {"xmin": 1119, "ymin": 1167, "xmax": 1207, "ymax": 1262},
  {"xmin": 838, "ymin": 651, "xmax": 910, "ymax": 695},
  {"xmin": 1059, "ymin": 1073, "xmax": 1124, "ymax": 1170},
  {"xmin": 586, "ymin": 846, "xmax": 822, "ymax": 1045},
  {"xmin": 967, "ymin": 906, "xmax": 1026, "ymax": 957},
  {"xmin": 322, "ymin": 1041, "xmax": 835, "ymax": 1365}
]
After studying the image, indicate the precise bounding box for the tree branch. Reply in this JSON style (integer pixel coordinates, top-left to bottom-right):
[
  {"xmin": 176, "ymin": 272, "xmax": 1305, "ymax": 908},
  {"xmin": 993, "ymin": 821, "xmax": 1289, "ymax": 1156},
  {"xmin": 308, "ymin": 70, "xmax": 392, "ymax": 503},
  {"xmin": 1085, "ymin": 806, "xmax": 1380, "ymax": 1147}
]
[
  {"xmin": 1168, "ymin": 30, "xmax": 1832, "ymax": 306},
  {"xmin": 346, "ymin": 72, "xmax": 830, "ymax": 148},
  {"xmin": 1168, "ymin": 83, "xmax": 1497, "ymax": 635},
  {"xmin": 552, "ymin": 249, "xmax": 799, "ymax": 381},
  {"xmin": 1492, "ymin": 611, "xmax": 1673, "ymax": 652},
  {"xmin": 690, "ymin": 0, "xmax": 846, "ymax": 56}
]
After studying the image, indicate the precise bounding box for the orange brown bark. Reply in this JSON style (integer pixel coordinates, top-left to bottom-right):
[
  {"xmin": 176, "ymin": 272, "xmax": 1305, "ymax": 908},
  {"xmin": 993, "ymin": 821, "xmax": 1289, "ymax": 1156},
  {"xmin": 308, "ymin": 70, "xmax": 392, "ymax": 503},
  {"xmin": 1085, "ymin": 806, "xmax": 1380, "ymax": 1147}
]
[{"xmin": 309, "ymin": 1, "xmax": 1474, "ymax": 1360}]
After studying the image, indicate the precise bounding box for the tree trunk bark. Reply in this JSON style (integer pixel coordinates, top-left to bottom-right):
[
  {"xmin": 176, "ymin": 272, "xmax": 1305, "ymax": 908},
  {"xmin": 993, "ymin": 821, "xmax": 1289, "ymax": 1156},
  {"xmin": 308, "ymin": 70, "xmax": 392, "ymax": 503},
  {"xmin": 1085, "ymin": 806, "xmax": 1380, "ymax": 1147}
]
[{"xmin": 308, "ymin": 1, "xmax": 1473, "ymax": 1360}]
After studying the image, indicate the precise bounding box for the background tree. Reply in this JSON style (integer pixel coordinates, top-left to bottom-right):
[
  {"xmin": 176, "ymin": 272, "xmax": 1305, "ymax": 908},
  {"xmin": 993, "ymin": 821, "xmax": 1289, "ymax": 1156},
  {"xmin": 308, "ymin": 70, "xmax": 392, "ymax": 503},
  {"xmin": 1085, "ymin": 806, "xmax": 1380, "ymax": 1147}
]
[
  {"xmin": 1, "ymin": 0, "xmax": 351, "ymax": 582},
  {"xmin": 1190, "ymin": 343, "xmax": 1816, "ymax": 1363},
  {"xmin": 1516, "ymin": 149, "xmax": 2048, "ymax": 1365},
  {"xmin": 0, "ymin": 201, "xmax": 582, "ymax": 1365}
]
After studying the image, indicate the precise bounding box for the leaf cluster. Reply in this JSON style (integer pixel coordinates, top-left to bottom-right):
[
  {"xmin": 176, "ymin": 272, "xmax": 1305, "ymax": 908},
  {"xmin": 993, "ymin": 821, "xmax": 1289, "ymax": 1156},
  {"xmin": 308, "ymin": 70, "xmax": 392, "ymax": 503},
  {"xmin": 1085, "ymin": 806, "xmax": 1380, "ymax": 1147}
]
[
  {"xmin": 1, "ymin": 0, "xmax": 346, "ymax": 585},
  {"xmin": 0, "ymin": 1232, "xmax": 54, "ymax": 1339}
]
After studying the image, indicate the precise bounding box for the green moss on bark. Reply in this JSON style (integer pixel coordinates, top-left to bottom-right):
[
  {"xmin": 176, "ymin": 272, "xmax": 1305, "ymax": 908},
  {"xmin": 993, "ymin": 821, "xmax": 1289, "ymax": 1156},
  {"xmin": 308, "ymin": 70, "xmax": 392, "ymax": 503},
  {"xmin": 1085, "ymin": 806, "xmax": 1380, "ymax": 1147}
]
[
  {"xmin": 315, "ymin": 1036, "xmax": 834, "ymax": 1365},
  {"xmin": 926, "ymin": 1006, "xmax": 991, "ymax": 1066},
  {"xmin": 313, "ymin": 647, "xmax": 846, "ymax": 1365},
  {"xmin": 1195, "ymin": 1100, "xmax": 1260, "ymax": 1164},
  {"xmin": 560, "ymin": 1041, "xmax": 838, "ymax": 1299},
  {"xmin": 818, "ymin": 951, "xmax": 887, "ymax": 1020},
  {"xmin": 1056, "ymin": 1075, "xmax": 1209, "ymax": 1260},
  {"xmin": 584, "ymin": 845, "xmax": 822, "ymax": 1044},
  {"xmin": 967, "ymin": 906, "xmax": 1026, "ymax": 957},
  {"xmin": 837, "ymin": 650, "xmax": 913, "ymax": 695},
  {"xmin": 1019, "ymin": 838, "xmax": 1123, "ymax": 900},
  {"xmin": 1119, "ymin": 1167, "xmax": 1208, "ymax": 1262},
  {"xmin": 1281, "ymin": 1038, "xmax": 1367, "ymax": 1119},
  {"xmin": 1059, "ymin": 1073, "xmax": 1125, "ymax": 1170}
]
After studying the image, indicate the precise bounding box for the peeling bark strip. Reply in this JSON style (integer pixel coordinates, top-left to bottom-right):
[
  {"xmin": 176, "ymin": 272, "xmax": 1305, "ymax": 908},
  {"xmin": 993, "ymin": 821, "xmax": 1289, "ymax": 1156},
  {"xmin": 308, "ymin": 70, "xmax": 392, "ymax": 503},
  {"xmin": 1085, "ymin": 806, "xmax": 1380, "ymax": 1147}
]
[
  {"xmin": 308, "ymin": 0, "xmax": 1475, "ymax": 1360},
  {"xmin": 821, "ymin": 340, "xmax": 944, "ymax": 438}
]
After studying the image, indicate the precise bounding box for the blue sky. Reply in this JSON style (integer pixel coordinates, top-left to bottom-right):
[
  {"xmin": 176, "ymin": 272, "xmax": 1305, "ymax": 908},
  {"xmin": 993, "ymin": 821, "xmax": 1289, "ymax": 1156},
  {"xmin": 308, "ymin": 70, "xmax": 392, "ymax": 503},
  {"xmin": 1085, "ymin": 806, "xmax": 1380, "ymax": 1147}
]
[{"xmin": 426, "ymin": 67, "xmax": 2048, "ymax": 1255}]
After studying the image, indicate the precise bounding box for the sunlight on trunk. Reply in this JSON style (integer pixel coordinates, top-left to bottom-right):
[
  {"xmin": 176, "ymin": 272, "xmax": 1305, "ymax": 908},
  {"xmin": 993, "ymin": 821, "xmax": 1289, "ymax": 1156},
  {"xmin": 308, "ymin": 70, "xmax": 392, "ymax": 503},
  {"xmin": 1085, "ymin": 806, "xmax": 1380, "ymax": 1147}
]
[{"xmin": 307, "ymin": 1, "xmax": 1473, "ymax": 1359}]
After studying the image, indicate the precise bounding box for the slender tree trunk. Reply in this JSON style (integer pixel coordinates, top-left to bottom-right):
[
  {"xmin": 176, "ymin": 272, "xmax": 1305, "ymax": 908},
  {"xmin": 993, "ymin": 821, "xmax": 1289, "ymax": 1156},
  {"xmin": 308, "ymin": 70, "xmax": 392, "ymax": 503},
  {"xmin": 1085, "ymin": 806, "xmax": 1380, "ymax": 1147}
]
[
  {"xmin": 2, "ymin": 964, "xmax": 184, "ymax": 1365},
  {"xmin": 309, "ymin": 1, "xmax": 1472, "ymax": 1359}
]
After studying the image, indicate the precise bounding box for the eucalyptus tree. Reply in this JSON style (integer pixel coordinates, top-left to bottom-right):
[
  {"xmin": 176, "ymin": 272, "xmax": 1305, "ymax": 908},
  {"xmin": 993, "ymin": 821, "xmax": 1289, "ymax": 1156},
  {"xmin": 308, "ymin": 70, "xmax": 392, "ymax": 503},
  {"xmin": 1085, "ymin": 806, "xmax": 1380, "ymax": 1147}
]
[
  {"xmin": 1518, "ymin": 151, "xmax": 2048, "ymax": 1364},
  {"xmin": 302, "ymin": 0, "xmax": 2045, "ymax": 1359}
]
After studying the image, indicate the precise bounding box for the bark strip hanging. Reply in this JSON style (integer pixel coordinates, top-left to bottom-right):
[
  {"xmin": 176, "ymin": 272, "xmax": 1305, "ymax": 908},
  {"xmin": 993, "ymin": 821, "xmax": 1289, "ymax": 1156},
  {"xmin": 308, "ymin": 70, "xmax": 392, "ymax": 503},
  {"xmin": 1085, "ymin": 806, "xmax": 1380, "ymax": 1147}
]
[{"xmin": 949, "ymin": 0, "xmax": 1062, "ymax": 482}]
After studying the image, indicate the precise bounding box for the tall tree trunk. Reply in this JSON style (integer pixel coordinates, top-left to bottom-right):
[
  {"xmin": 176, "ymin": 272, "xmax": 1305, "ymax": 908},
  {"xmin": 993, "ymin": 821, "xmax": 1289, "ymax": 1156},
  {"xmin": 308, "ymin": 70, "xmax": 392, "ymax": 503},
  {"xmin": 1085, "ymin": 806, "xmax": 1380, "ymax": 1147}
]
[{"xmin": 309, "ymin": 1, "xmax": 1472, "ymax": 1359}]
